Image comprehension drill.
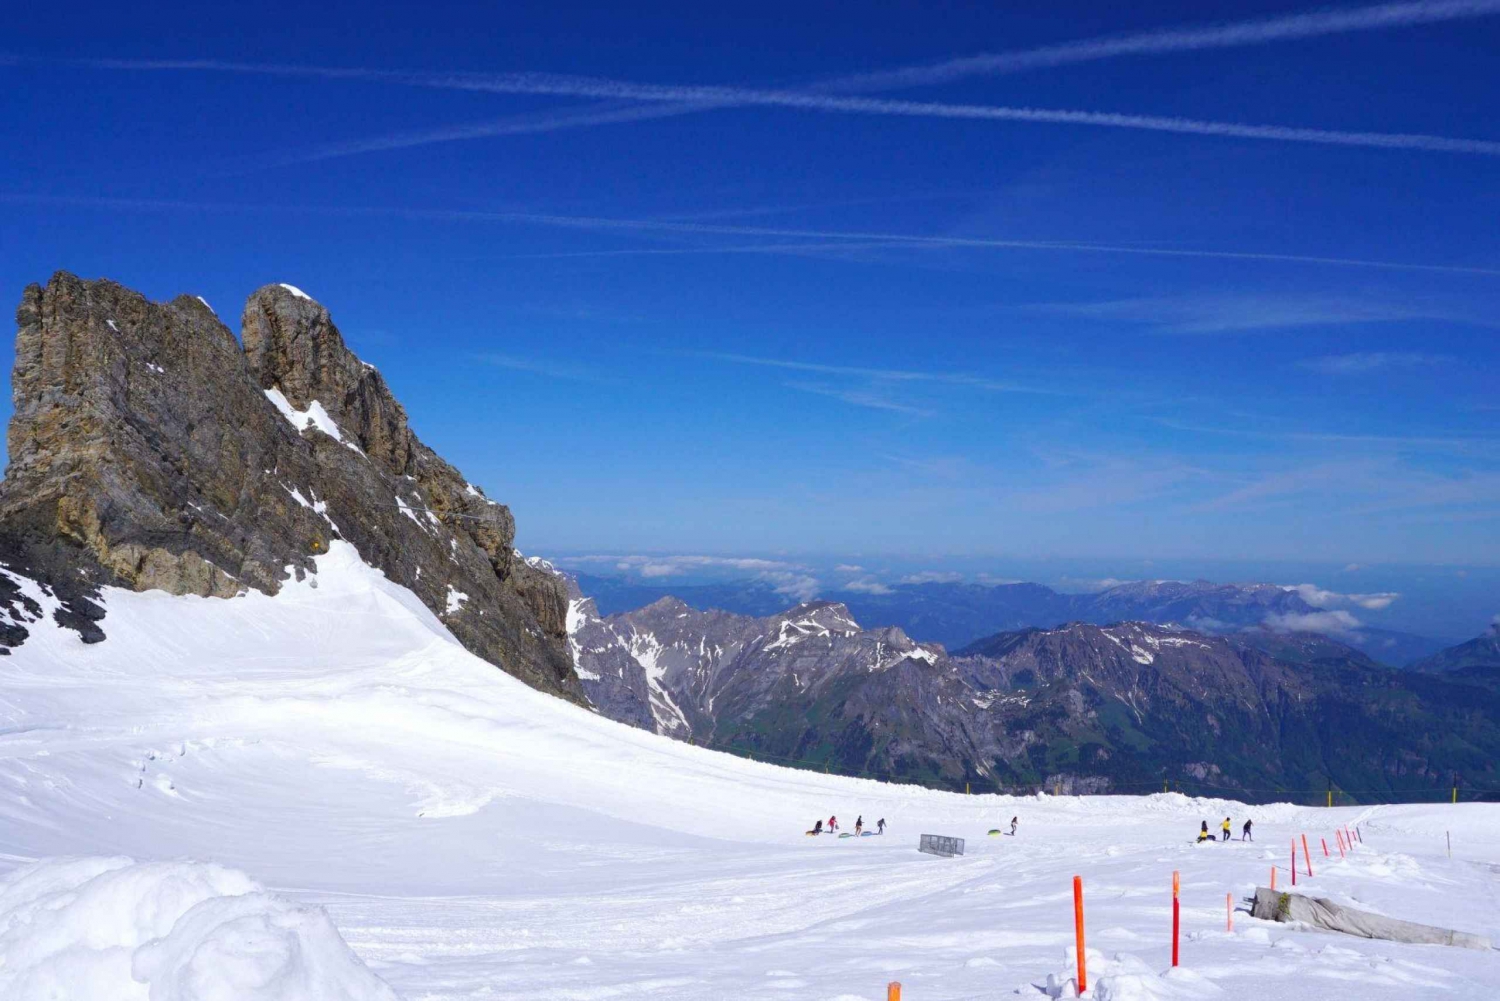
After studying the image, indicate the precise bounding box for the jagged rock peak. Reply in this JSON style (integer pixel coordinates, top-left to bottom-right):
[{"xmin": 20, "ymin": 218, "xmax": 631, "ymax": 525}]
[
  {"xmin": 242, "ymin": 283, "xmax": 413, "ymax": 476},
  {"xmin": 1, "ymin": 272, "xmax": 584, "ymax": 704}
]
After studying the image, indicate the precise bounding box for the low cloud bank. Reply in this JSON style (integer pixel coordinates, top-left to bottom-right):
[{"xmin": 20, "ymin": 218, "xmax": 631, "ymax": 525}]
[{"xmin": 1285, "ymin": 583, "xmax": 1400, "ymax": 610}]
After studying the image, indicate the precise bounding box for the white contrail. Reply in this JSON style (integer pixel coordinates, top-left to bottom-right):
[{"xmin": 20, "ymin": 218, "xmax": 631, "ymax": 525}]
[
  {"xmin": 382, "ymin": 73, "xmax": 1500, "ymax": 156},
  {"xmin": 5, "ymin": 193, "xmax": 1498, "ymax": 277},
  {"xmin": 822, "ymin": 0, "xmax": 1500, "ymax": 92},
  {"xmin": 64, "ymin": 59, "xmax": 1500, "ymax": 157},
  {"xmin": 252, "ymin": 101, "xmax": 711, "ymax": 167}
]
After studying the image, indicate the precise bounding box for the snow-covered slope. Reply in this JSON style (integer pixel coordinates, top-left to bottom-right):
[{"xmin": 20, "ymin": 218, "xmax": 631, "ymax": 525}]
[{"xmin": 2, "ymin": 543, "xmax": 1497, "ymax": 999}]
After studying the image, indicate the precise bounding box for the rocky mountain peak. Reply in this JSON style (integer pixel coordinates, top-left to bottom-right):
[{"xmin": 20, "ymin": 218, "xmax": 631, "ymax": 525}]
[
  {"xmin": 1, "ymin": 272, "xmax": 583, "ymax": 703},
  {"xmin": 242, "ymin": 283, "xmax": 414, "ymax": 475}
]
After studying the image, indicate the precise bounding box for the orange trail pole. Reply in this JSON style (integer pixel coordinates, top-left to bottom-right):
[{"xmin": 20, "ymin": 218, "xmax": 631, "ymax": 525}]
[
  {"xmin": 1270, "ymin": 866, "xmax": 1277, "ymax": 891},
  {"xmin": 1074, "ymin": 875, "xmax": 1087, "ymax": 993},
  {"xmin": 887, "ymin": 982, "xmax": 901, "ymax": 1001},
  {"xmin": 1291, "ymin": 841, "xmax": 1297, "ymax": 886},
  {"xmin": 1227, "ymin": 892, "xmax": 1234, "ymax": 932},
  {"xmin": 1171, "ymin": 870, "xmax": 1181, "ymax": 967},
  {"xmin": 1321, "ymin": 837, "xmax": 1329, "ymax": 858},
  {"xmin": 1336, "ymin": 831, "xmax": 1346, "ymax": 858},
  {"xmin": 1302, "ymin": 834, "xmax": 1314, "ymax": 878}
]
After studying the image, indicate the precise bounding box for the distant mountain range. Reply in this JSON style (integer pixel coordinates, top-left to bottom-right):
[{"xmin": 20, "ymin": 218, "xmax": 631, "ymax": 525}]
[
  {"xmin": 1410, "ymin": 626, "xmax": 1500, "ymax": 675},
  {"xmin": 573, "ymin": 573, "xmax": 1449, "ymax": 666},
  {"xmin": 569, "ymin": 595, "xmax": 1500, "ymax": 802}
]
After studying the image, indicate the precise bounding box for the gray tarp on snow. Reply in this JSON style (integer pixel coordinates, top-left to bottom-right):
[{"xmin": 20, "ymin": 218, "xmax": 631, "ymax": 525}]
[{"xmin": 1251, "ymin": 887, "xmax": 1491, "ymax": 950}]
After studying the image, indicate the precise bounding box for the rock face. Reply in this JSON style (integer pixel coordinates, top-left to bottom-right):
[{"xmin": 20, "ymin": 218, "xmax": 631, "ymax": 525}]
[
  {"xmin": 571, "ymin": 596, "xmax": 978, "ymax": 784},
  {"xmin": 0, "ymin": 272, "xmax": 583, "ymax": 703}
]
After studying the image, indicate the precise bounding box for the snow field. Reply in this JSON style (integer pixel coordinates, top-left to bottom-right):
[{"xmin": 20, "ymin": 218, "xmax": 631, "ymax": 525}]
[{"xmin": 0, "ymin": 542, "xmax": 1496, "ymax": 999}]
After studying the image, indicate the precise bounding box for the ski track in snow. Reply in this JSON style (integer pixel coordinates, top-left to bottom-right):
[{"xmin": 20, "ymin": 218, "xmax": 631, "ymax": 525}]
[{"xmin": 0, "ymin": 541, "xmax": 1496, "ymax": 999}]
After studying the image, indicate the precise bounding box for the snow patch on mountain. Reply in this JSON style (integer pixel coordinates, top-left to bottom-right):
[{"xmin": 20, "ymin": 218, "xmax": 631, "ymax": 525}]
[{"xmin": 263, "ymin": 387, "xmax": 364, "ymax": 454}]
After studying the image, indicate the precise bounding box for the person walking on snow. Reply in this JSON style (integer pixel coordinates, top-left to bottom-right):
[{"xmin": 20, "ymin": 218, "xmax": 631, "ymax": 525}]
[
  {"xmin": 1221, "ymin": 817, "xmax": 1232, "ymax": 843},
  {"xmin": 1242, "ymin": 819, "xmax": 1253, "ymax": 842},
  {"xmin": 877, "ymin": 818, "xmax": 886, "ymax": 835},
  {"xmin": 828, "ymin": 815, "xmax": 838, "ymax": 833},
  {"xmin": 855, "ymin": 816, "xmax": 863, "ymax": 836},
  {"xmin": 1010, "ymin": 816, "xmax": 1018, "ymax": 836},
  {"xmin": 813, "ymin": 819, "xmax": 823, "ymax": 836}
]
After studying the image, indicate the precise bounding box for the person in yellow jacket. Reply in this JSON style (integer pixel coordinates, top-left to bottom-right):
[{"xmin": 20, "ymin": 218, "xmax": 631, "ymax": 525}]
[{"xmin": 1221, "ymin": 817, "xmax": 1232, "ymax": 843}]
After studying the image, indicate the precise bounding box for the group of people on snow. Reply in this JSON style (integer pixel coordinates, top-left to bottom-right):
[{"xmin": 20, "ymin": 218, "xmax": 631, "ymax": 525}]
[
  {"xmin": 810, "ymin": 814, "xmax": 885, "ymax": 836},
  {"xmin": 1197, "ymin": 816, "xmax": 1252, "ymax": 842}
]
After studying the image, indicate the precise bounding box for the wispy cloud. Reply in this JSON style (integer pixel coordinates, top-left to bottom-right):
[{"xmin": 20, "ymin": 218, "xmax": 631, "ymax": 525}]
[
  {"xmin": 37, "ymin": 1, "xmax": 1500, "ymax": 167},
  {"xmin": 8, "ymin": 193, "xmax": 1499, "ymax": 278},
  {"xmin": 1156, "ymin": 419, "xmax": 1498, "ymax": 451},
  {"xmin": 900, "ymin": 570, "xmax": 965, "ymax": 584},
  {"xmin": 44, "ymin": 57, "xmax": 1500, "ymax": 158},
  {"xmin": 1298, "ymin": 351, "xmax": 1453, "ymax": 374},
  {"xmin": 1057, "ymin": 576, "xmax": 1138, "ymax": 592},
  {"xmin": 1284, "ymin": 583, "xmax": 1401, "ymax": 610},
  {"xmin": 1263, "ymin": 609, "xmax": 1366, "ymax": 637},
  {"xmin": 825, "ymin": 0, "xmax": 1500, "ymax": 91},
  {"xmin": 785, "ymin": 382, "xmax": 932, "ymax": 416},
  {"xmin": 839, "ymin": 576, "xmax": 893, "ymax": 594},
  {"xmin": 246, "ymin": 101, "xmax": 711, "ymax": 168},
  {"xmin": 473, "ymin": 352, "xmax": 608, "ymax": 383},
  {"xmin": 1034, "ymin": 294, "xmax": 1488, "ymax": 334},
  {"xmin": 703, "ymin": 352, "xmax": 1059, "ymax": 395}
]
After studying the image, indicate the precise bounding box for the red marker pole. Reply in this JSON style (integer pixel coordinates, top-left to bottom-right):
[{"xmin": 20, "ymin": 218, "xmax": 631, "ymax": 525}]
[
  {"xmin": 1074, "ymin": 875, "xmax": 1087, "ymax": 994},
  {"xmin": 1302, "ymin": 834, "xmax": 1314, "ymax": 878},
  {"xmin": 1321, "ymin": 837, "xmax": 1329, "ymax": 858},
  {"xmin": 1171, "ymin": 870, "xmax": 1181, "ymax": 967},
  {"xmin": 1335, "ymin": 830, "xmax": 1346, "ymax": 858},
  {"xmin": 1270, "ymin": 866, "xmax": 1277, "ymax": 891},
  {"xmin": 1226, "ymin": 892, "xmax": 1234, "ymax": 932}
]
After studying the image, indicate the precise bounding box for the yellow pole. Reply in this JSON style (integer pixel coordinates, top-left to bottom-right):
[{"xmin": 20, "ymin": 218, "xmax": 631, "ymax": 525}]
[
  {"xmin": 1453, "ymin": 786, "xmax": 1457, "ymax": 804},
  {"xmin": 1327, "ymin": 789, "xmax": 1332, "ymax": 808}
]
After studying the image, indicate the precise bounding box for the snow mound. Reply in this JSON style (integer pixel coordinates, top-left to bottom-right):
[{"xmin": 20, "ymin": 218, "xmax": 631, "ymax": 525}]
[{"xmin": 0, "ymin": 857, "xmax": 395, "ymax": 1001}]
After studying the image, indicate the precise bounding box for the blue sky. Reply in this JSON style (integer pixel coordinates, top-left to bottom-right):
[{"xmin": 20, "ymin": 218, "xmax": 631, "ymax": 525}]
[{"xmin": 2, "ymin": 1, "xmax": 1498, "ymax": 628}]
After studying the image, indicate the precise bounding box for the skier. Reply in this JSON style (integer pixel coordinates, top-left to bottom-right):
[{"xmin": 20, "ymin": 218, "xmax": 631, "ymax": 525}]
[
  {"xmin": 1198, "ymin": 820, "xmax": 1211, "ymax": 843},
  {"xmin": 828, "ymin": 815, "xmax": 838, "ymax": 833},
  {"xmin": 855, "ymin": 816, "xmax": 863, "ymax": 836},
  {"xmin": 877, "ymin": 818, "xmax": 886, "ymax": 835},
  {"xmin": 1010, "ymin": 816, "xmax": 1018, "ymax": 836},
  {"xmin": 1221, "ymin": 817, "xmax": 1232, "ymax": 843},
  {"xmin": 1242, "ymin": 819, "xmax": 1253, "ymax": 842},
  {"xmin": 813, "ymin": 819, "xmax": 823, "ymax": 836}
]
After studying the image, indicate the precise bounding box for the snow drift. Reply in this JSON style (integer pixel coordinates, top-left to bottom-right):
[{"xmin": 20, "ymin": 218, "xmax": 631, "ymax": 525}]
[{"xmin": 0, "ymin": 857, "xmax": 395, "ymax": 1000}]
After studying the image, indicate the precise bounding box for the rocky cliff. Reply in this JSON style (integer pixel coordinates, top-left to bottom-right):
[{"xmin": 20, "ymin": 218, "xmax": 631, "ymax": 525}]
[{"xmin": 0, "ymin": 272, "xmax": 583, "ymax": 703}]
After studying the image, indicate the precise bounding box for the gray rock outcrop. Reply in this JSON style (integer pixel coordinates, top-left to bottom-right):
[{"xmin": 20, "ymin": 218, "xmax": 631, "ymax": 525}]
[{"xmin": 0, "ymin": 272, "xmax": 583, "ymax": 703}]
